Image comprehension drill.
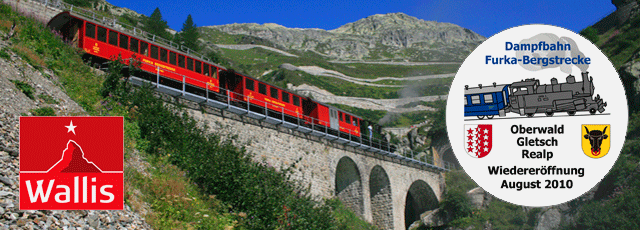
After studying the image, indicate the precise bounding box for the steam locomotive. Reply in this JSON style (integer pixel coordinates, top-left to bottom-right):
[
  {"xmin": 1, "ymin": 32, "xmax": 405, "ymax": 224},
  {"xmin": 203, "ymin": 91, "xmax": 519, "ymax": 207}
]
[{"xmin": 464, "ymin": 72, "xmax": 607, "ymax": 119}]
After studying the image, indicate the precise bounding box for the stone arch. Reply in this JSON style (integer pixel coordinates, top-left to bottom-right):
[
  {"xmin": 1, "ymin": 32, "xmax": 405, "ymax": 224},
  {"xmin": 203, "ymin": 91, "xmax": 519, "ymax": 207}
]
[
  {"xmin": 369, "ymin": 165, "xmax": 393, "ymax": 230},
  {"xmin": 335, "ymin": 156, "xmax": 364, "ymax": 217},
  {"xmin": 404, "ymin": 180, "xmax": 438, "ymax": 229}
]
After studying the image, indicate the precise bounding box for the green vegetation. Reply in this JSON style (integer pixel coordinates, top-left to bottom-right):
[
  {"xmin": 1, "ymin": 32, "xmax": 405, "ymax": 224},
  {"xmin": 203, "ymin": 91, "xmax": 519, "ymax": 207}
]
[
  {"xmin": 326, "ymin": 199, "xmax": 378, "ymax": 230},
  {"xmin": 580, "ymin": 26, "xmax": 599, "ymax": 44},
  {"xmin": 264, "ymin": 68, "xmax": 401, "ymax": 99},
  {"xmin": 38, "ymin": 94, "xmax": 58, "ymax": 104},
  {"xmin": 29, "ymin": 107, "xmax": 55, "ymax": 116},
  {"xmin": 329, "ymin": 101, "xmax": 445, "ymax": 128},
  {"xmin": 566, "ymin": 12, "xmax": 640, "ymax": 229},
  {"xmin": 566, "ymin": 112, "xmax": 640, "ymax": 229},
  {"xmin": 2, "ymin": 3, "xmax": 372, "ymax": 229},
  {"xmin": 596, "ymin": 13, "xmax": 640, "ymax": 68},
  {"xmin": 329, "ymin": 104, "xmax": 387, "ymax": 123},
  {"xmin": 144, "ymin": 7, "xmax": 173, "ymax": 41},
  {"xmin": 2, "ymin": 3, "xmax": 102, "ymax": 112},
  {"xmin": 10, "ymin": 80, "xmax": 34, "ymax": 99},
  {"xmin": 175, "ymin": 14, "xmax": 200, "ymax": 51},
  {"xmin": 118, "ymin": 13, "xmax": 143, "ymax": 27},
  {"xmin": 62, "ymin": 0, "xmax": 98, "ymax": 8},
  {"xmin": 324, "ymin": 63, "xmax": 459, "ymax": 80},
  {"xmin": 440, "ymin": 171, "xmax": 541, "ymax": 229},
  {"xmin": 125, "ymin": 154, "xmax": 238, "ymax": 229},
  {"xmin": 0, "ymin": 48, "xmax": 9, "ymax": 59}
]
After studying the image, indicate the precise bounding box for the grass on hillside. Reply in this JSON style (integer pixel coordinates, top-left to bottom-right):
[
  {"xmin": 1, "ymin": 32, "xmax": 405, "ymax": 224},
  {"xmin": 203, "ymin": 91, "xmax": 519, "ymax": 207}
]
[
  {"xmin": 2, "ymin": 3, "xmax": 377, "ymax": 229},
  {"xmin": 218, "ymin": 44, "xmax": 460, "ymax": 80},
  {"xmin": 264, "ymin": 68, "xmax": 401, "ymax": 99},
  {"xmin": 329, "ymin": 100, "xmax": 446, "ymax": 128},
  {"xmin": 596, "ymin": 15, "xmax": 640, "ymax": 68}
]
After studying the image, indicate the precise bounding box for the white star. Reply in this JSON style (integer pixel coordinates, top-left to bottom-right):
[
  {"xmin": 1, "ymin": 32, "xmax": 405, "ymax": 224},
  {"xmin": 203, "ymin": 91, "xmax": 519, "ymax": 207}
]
[
  {"xmin": 484, "ymin": 141, "xmax": 489, "ymax": 146},
  {"xmin": 484, "ymin": 129, "xmax": 489, "ymax": 134},
  {"xmin": 66, "ymin": 120, "xmax": 77, "ymax": 135},
  {"xmin": 484, "ymin": 147, "xmax": 489, "ymax": 152},
  {"xmin": 484, "ymin": 135, "xmax": 488, "ymax": 140}
]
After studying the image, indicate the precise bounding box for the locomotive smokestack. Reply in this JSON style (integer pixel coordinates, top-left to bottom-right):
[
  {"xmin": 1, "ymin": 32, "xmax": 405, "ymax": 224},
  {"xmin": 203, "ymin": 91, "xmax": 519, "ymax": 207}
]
[
  {"xmin": 479, "ymin": 84, "xmax": 482, "ymax": 89},
  {"xmin": 582, "ymin": 72, "xmax": 590, "ymax": 94}
]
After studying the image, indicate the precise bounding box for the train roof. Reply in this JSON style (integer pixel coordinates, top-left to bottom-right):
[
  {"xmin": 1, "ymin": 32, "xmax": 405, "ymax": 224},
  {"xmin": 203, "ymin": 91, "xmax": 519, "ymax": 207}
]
[
  {"xmin": 510, "ymin": 79, "xmax": 539, "ymax": 88},
  {"xmin": 49, "ymin": 11, "xmax": 228, "ymax": 71},
  {"xmin": 49, "ymin": 11, "xmax": 369, "ymax": 124},
  {"xmin": 464, "ymin": 84, "xmax": 508, "ymax": 95}
]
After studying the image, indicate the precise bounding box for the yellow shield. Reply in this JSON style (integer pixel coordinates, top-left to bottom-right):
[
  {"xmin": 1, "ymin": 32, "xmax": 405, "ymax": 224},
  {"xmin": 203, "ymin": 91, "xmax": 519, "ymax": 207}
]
[{"xmin": 581, "ymin": 124, "xmax": 610, "ymax": 158}]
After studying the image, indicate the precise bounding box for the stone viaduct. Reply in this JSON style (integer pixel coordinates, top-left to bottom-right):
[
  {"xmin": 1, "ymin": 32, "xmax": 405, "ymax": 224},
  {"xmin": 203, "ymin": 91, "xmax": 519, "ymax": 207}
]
[
  {"xmin": 186, "ymin": 101, "xmax": 445, "ymax": 230},
  {"xmin": 5, "ymin": 0, "xmax": 448, "ymax": 228}
]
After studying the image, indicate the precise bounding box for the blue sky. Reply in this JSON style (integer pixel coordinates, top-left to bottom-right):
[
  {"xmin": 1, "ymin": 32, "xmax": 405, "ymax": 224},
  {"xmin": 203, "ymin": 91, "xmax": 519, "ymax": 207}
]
[{"xmin": 108, "ymin": 0, "xmax": 617, "ymax": 37}]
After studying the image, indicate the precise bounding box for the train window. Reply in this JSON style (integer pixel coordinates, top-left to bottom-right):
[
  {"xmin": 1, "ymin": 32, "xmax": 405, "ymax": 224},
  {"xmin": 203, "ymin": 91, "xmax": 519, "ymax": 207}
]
[
  {"xmin": 119, "ymin": 34, "xmax": 128, "ymax": 49},
  {"xmin": 258, "ymin": 83, "xmax": 267, "ymax": 95},
  {"xmin": 339, "ymin": 112, "xmax": 344, "ymax": 122},
  {"xmin": 97, "ymin": 27, "xmax": 107, "ymax": 42},
  {"xmin": 195, "ymin": 60, "xmax": 202, "ymax": 74},
  {"xmin": 293, "ymin": 96, "xmax": 300, "ymax": 106},
  {"xmin": 270, "ymin": 87, "xmax": 278, "ymax": 99},
  {"xmin": 282, "ymin": 91, "xmax": 290, "ymax": 103},
  {"xmin": 484, "ymin": 94, "xmax": 493, "ymax": 103},
  {"xmin": 211, "ymin": 68, "xmax": 218, "ymax": 79},
  {"xmin": 203, "ymin": 64, "xmax": 210, "ymax": 76},
  {"xmin": 178, "ymin": 55, "xmax": 185, "ymax": 68},
  {"xmin": 471, "ymin": 95, "xmax": 480, "ymax": 104},
  {"xmin": 130, "ymin": 38, "xmax": 139, "ymax": 53},
  {"xmin": 464, "ymin": 96, "xmax": 468, "ymax": 105},
  {"xmin": 169, "ymin": 52, "xmax": 176, "ymax": 65},
  {"xmin": 159, "ymin": 48, "xmax": 168, "ymax": 62},
  {"xmin": 353, "ymin": 118, "xmax": 358, "ymax": 126},
  {"xmin": 245, "ymin": 78, "xmax": 254, "ymax": 91},
  {"xmin": 345, "ymin": 114, "xmax": 351, "ymax": 124},
  {"xmin": 187, "ymin": 58, "xmax": 193, "ymax": 71},
  {"xmin": 85, "ymin": 23, "xmax": 95, "ymax": 38},
  {"xmin": 108, "ymin": 31, "xmax": 118, "ymax": 46},
  {"xmin": 150, "ymin": 46, "xmax": 158, "ymax": 59},
  {"xmin": 140, "ymin": 41, "xmax": 148, "ymax": 55}
]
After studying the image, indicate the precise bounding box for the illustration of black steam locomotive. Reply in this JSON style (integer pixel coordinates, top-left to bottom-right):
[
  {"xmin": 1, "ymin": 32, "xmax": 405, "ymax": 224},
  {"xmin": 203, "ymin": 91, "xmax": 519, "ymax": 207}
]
[{"xmin": 464, "ymin": 72, "xmax": 607, "ymax": 119}]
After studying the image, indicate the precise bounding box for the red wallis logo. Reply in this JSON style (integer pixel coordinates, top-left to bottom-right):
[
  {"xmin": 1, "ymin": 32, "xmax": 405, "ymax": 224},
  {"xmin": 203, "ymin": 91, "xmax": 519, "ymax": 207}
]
[{"xmin": 20, "ymin": 117, "xmax": 123, "ymax": 210}]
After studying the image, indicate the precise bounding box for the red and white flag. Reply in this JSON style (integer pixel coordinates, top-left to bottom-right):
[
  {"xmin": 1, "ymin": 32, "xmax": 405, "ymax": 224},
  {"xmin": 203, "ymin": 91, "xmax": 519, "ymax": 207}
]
[{"xmin": 464, "ymin": 124, "xmax": 492, "ymax": 158}]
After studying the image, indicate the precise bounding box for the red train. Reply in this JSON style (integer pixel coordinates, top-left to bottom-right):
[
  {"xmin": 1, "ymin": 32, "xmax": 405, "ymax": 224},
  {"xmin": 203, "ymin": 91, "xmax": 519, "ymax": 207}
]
[{"xmin": 47, "ymin": 10, "xmax": 394, "ymax": 151}]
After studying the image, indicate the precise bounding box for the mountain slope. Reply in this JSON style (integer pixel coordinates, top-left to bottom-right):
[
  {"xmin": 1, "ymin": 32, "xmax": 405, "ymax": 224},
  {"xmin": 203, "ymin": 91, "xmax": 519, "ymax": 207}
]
[{"xmin": 203, "ymin": 13, "xmax": 485, "ymax": 62}]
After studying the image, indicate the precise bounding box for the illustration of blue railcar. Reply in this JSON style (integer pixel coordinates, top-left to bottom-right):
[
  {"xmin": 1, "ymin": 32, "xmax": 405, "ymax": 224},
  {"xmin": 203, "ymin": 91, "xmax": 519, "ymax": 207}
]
[{"xmin": 464, "ymin": 83, "xmax": 510, "ymax": 119}]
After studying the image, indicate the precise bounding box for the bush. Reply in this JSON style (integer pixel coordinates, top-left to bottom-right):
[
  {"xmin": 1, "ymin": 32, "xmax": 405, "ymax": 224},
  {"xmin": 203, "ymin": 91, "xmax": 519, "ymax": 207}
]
[
  {"xmin": 439, "ymin": 188, "xmax": 472, "ymax": 221},
  {"xmin": 11, "ymin": 80, "xmax": 34, "ymax": 99},
  {"xmin": 580, "ymin": 26, "xmax": 599, "ymax": 44},
  {"xmin": 0, "ymin": 48, "xmax": 9, "ymax": 59},
  {"xmin": 30, "ymin": 107, "xmax": 55, "ymax": 116}
]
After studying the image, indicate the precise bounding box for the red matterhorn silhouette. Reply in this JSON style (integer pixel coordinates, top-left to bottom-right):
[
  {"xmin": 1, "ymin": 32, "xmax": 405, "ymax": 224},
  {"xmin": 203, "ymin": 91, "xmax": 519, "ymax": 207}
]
[{"xmin": 47, "ymin": 140, "xmax": 103, "ymax": 173}]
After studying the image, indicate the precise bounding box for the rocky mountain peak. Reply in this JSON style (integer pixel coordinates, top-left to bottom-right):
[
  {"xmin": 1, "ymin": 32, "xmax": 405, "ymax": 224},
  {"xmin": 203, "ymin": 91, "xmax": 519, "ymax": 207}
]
[
  {"xmin": 203, "ymin": 12, "xmax": 485, "ymax": 61},
  {"xmin": 332, "ymin": 12, "xmax": 431, "ymax": 34}
]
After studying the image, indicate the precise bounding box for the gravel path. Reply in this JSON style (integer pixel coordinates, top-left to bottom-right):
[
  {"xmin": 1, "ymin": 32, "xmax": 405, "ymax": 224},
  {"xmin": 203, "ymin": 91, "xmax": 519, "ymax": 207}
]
[
  {"xmin": 281, "ymin": 64, "xmax": 454, "ymax": 88},
  {"xmin": 216, "ymin": 44, "xmax": 299, "ymax": 57}
]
